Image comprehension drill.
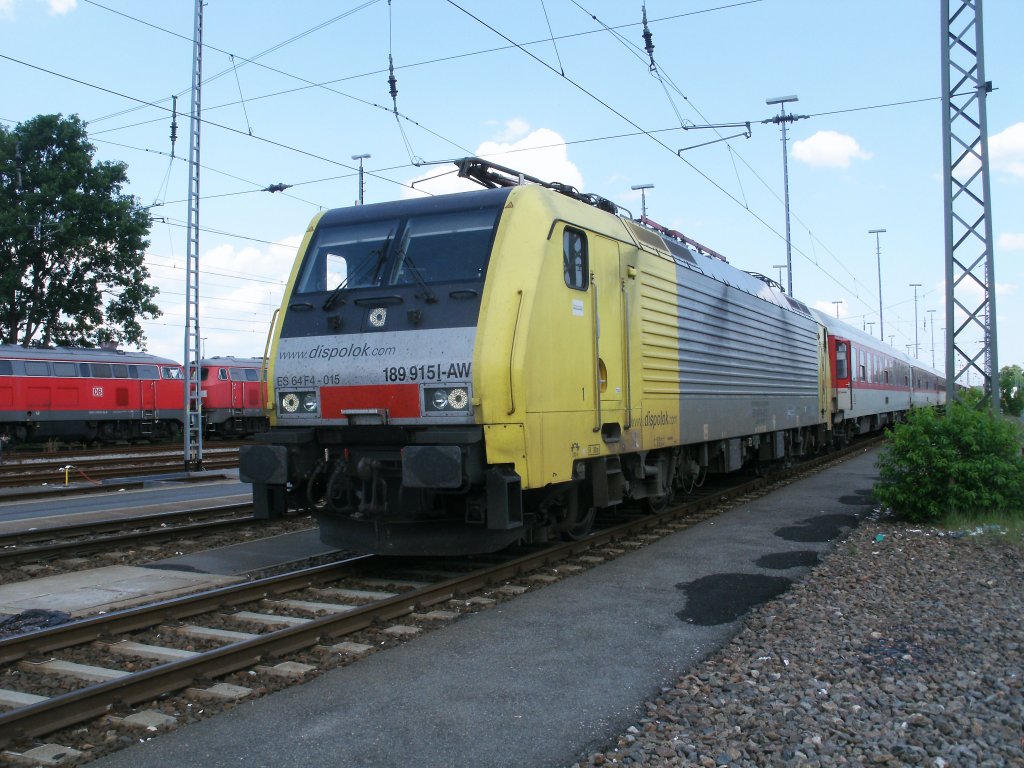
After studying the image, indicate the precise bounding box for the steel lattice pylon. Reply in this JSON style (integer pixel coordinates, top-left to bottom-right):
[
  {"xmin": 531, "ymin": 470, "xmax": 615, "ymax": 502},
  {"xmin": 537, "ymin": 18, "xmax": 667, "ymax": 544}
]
[
  {"xmin": 941, "ymin": 0, "xmax": 999, "ymax": 412},
  {"xmin": 183, "ymin": 0, "xmax": 205, "ymax": 469}
]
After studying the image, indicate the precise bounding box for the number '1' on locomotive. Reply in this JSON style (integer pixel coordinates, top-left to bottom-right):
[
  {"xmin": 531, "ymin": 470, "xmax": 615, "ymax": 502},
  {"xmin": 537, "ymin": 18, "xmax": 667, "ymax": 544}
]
[{"xmin": 240, "ymin": 158, "xmax": 943, "ymax": 556}]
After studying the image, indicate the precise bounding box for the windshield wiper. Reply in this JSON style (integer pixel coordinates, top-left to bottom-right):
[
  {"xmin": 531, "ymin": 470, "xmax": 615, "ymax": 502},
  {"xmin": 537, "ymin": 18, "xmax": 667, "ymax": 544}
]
[
  {"xmin": 397, "ymin": 251, "xmax": 438, "ymax": 304},
  {"xmin": 322, "ymin": 231, "xmax": 393, "ymax": 311}
]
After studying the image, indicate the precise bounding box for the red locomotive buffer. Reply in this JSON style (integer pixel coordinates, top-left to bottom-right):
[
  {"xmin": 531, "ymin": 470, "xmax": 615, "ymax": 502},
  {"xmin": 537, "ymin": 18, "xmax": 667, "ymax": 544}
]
[
  {"xmin": 198, "ymin": 357, "xmax": 268, "ymax": 437},
  {"xmin": 0, "ymin": 344, "xmax": 185, "ymax": 444}
]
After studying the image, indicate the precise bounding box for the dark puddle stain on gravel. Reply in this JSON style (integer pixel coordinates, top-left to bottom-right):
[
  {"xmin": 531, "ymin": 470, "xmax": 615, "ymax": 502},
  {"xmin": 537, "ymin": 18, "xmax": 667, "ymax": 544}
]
[
  {"xmin": 676, "ymin": 573, "xmax": 792, "ymax": 625},
  {"xmin": 774, "ymin": 513, "xmax": 860, "ymax": 543},
  {"xmin": 755, "ymin": 550, "xmax": 820, "ymax": 569}
]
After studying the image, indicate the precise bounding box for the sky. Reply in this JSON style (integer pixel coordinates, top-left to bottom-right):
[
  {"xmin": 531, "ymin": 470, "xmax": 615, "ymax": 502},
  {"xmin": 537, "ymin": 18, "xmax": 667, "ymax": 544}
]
[{"xmin": 2, "ymin": 0, "xmax": 1022, "ymax": 381}]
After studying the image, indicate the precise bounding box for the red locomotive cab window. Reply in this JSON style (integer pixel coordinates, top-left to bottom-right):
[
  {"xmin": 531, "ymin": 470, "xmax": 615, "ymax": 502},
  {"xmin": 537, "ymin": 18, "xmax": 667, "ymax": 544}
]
[
  {"xmin": 161, "ymin": 366, "xmax": 184, "ymax": 380},
  {"xmin": 219, "ymin": 368, "xmax": 228, "ymax": 381},
  {"xmin": 833, "ymin": 340, "xmax": 850, "ymax": 383}
]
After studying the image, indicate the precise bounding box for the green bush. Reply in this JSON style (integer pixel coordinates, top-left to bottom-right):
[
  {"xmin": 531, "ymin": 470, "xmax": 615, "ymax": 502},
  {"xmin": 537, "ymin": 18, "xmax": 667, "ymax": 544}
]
[{"xmin": 874, "ymin": 400, "xmax": 1024, "ymax": 523}]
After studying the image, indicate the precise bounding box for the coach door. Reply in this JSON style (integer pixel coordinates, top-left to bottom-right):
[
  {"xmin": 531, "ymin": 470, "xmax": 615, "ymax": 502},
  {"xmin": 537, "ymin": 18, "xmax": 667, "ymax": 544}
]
[{"xmin": 590, "ymin": 234, "xmax": 626, "ymax": 441}]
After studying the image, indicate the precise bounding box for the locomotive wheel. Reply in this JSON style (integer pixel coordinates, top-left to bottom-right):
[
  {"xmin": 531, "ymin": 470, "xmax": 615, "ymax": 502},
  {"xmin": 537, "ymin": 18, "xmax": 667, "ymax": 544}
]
[
  {"xmin": 642, "ymin": 492, "xmax": 672, "ymax": 514},
  {"xmin": 561, "ymin": 504, "xmax": 596, "ymax": 541}
]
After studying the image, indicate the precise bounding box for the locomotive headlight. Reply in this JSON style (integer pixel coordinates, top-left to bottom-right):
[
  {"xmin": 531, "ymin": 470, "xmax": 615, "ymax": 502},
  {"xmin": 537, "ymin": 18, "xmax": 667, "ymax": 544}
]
[
  {"xmin": 424, "ymin": 385, "xmax": 471, "ymax": 414},
  {"xmin": 279, "ymin": 390, "xmax": 318, "ymax": 415},
  {"xmin": 447, "ymin": 388, "xmax": 469, "ymax": 410}
]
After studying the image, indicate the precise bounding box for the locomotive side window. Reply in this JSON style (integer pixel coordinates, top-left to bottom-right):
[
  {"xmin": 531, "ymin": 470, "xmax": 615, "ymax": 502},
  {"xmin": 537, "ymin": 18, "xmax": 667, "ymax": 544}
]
[
  {"xmin": 296, "ymin": 219, "xmax": 401, "ymax": 294},
  {"xmin": 112, "ymin": 364, "xmax": 130, "ymax": 378},
  {"xmin": 162, "ymin": 366, "xmax": 184, "ymax": 380},
  {"xmin": 563, "ymin": 228, "xmax": 589, "ymax": 291},
  {"xmin": 25, "ymin": 361, "xmax": 49, "ymax": 376},
  {"xmin": 0, "ymin": 360, "xmax": 12, "ymax": 376},
  {"xmin": 92, "ymin": 363, "xmax": 112, "ymax": 378},
  {"xmin": 219, "ymin": 368, "xmax": 228, "ymax": 381},
  {"xmin": 245, "ymin": 369, "xmax": 260, "ymax": 382},
  {"xmin": 53, "ymin": 362, "xmax": 77, "ymax": 377},
  {"xmin": 229, "ymin": 368, "xmax": 245, "ymax": 381},
  {"xmin": 136, "ymin": 365, "xmax": 159, "ymax": 380}
]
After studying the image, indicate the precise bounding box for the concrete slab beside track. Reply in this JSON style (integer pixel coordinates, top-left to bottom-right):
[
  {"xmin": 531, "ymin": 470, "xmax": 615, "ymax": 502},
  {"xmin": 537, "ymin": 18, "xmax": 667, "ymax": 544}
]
[
  {"xmin": 87, "ymin": 447, "xmax": 884, "ymax": 768},
  {"xmin": 0, "ymin": 566, "xmax": 242, "ymax": 617}
]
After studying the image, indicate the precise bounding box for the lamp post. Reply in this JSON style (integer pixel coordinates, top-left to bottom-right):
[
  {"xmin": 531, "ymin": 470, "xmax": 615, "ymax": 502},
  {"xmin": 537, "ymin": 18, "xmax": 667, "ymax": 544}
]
[
  {"xmin": 832, "ymin": 300, "xmax": 842, "ymax": 318},
  {"xmin": 773, "ymin": 264, "xmax": 787, "ymax": 288},
  {"xmin": 352, "ymin": 153, "xmax": 370, "ymax": 205},
  {"xmin": 631, "ymin": 184, "xmax": 654, "ymax": 219},
  {"xmin": 766, "ymin": 95, "xmax": 803, "ymax": 296},
  {"xmin": 909, "ymin": 283, "xmax": 922, "ymax": 358},
  {"xmin": 868, "ymin": 228, "xmax": 886, "ymax": 341}
]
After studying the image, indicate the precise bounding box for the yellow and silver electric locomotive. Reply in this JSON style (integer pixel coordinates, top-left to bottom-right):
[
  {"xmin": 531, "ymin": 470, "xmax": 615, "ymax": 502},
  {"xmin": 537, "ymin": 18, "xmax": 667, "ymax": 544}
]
[{"xmin": 241, "ymin": 158, "xmax": 833, "ymax": 555}]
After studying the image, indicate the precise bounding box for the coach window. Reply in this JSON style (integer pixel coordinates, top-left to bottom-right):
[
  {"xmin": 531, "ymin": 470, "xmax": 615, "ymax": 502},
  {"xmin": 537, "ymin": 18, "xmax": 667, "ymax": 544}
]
[
  {"xmin": 25, "ymin": 361, "xmax": 48, "ymax": 376},
  {"xmin": 53, "ymin": 362, "xmax": 77, "ymax": 377},
  {"xmin": 0, "ymin": 360, "xmax": 12, "ymax": 376},
  {"xmin": 563, "ymin": 228, "xmax": 589, "ymax": 290}
]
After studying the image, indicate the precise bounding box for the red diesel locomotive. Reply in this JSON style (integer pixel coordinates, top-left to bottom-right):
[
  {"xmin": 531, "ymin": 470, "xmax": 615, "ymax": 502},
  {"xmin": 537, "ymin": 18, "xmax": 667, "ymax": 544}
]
[
  {"xmin": 198, "ymin": 356, "xmax": 268, "ymax": 437},
  {"xmin": 0, "ymin": 345, "xmax": 185, "ymax": 444}
]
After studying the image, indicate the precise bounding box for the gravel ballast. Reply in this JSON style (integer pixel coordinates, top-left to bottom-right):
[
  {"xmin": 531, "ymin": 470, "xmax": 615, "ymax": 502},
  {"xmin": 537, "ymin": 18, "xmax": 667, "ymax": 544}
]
[{"xmin": 572, "ymin": 521, "xmax": 1024, "ymax": 767}]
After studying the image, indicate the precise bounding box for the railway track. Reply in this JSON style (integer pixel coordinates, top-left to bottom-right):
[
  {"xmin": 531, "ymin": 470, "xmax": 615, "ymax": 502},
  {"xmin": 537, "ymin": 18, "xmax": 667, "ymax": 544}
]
[
  {"xmin": 0, "ymin": 502, "xmax": 259, "ymax": 568},
  {"xmin": 0, "ymin": 440, "xmax": 878, "ymax": 761},
  {"xmin": 0, "ymin": 446, "xmax": 241, "ymax": 489}
]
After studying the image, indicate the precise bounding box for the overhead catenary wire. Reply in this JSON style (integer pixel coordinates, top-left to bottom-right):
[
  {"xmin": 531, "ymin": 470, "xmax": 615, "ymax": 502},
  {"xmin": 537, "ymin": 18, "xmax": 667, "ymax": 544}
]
[
  {"xmin": 229, "ymin": 54, "xmax": 254, "ymax": 136},
  {"xmin": 538, "ymin": 0, "xmax": 566, "ymax": 76},
  {"xmin": 444, "ymin": 3, "xmax": 893, "ymax": 322}
]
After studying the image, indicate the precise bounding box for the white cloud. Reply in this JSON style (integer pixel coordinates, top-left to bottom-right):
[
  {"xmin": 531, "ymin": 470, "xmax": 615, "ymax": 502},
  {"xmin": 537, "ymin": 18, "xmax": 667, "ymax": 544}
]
[
  {"xmin": 0, "ymin": 0, "xmax": 15, "ymax": 19},
  {"xmin": 792, "ymin": 130, "xmax": 872, "ymax": 169},
  {"xmin": 404, "ymin": 125, "xmax": 583, "ymax": 197},
  {"xmin": 989, "ymin": 122, "xmax": 1024, "ymax": 179},
  {"xmin": 140, "ymin": 235, "xmax": 301, "ymax": 361},
  {"xmin": 998, "ymin": 232, "xmax": 1024, "ymax": 251},
  {"xmin": 47, "ymin": 0, "xmax": 76, "ymax": 14}
]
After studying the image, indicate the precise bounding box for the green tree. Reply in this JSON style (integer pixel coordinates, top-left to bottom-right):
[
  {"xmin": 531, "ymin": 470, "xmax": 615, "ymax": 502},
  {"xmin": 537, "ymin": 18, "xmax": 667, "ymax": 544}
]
[
  {"xmin": 1000, "ymin": 364, "xmax": 1024, "ymax": 417},
  {"xmin": 0, "ymin": 114, "xmax": 159, "ymax": 348}
]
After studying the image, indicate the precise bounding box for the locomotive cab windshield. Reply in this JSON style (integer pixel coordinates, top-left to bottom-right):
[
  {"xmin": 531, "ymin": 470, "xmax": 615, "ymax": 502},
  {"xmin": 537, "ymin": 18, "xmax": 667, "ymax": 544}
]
[{"xmin": 299, "ymin": 206, "xmax": 500, "ymax": 305}]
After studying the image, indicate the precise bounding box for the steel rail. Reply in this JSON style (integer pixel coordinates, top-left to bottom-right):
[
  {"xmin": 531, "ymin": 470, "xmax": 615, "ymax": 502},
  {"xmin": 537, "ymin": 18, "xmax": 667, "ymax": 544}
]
[{"xmin": 0, "ymin": 505, "xmax": 267, "ymax": 565}]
